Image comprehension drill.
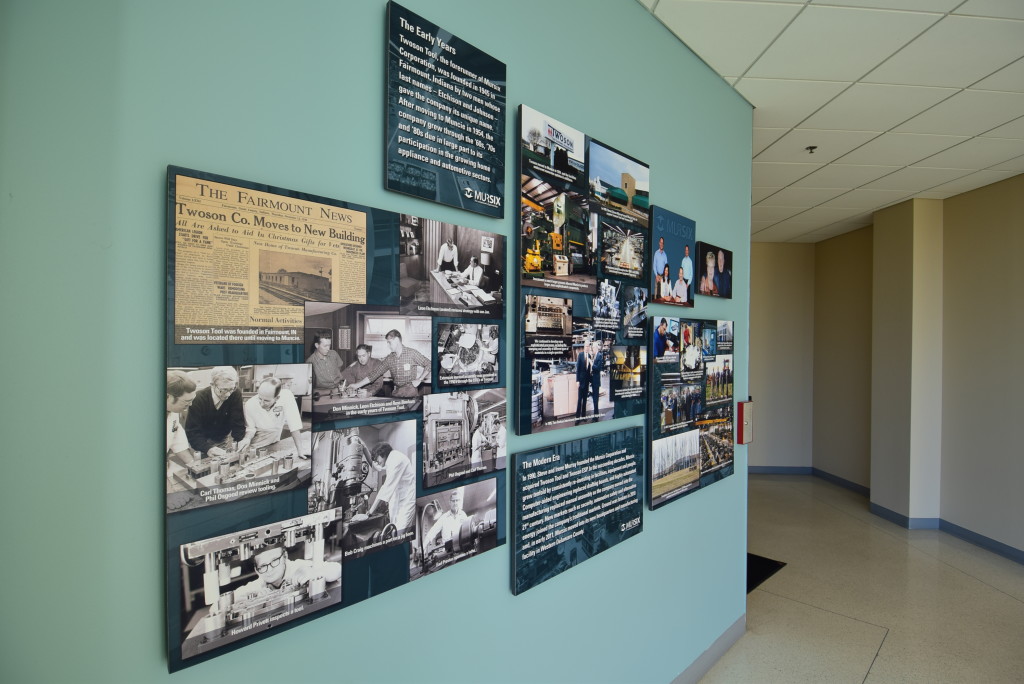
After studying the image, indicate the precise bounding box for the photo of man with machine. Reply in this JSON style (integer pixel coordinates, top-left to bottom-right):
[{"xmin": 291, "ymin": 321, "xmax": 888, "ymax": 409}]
[
  {"xmin": 436, "ymin": 322, "xmax": 500, "ymax": 389},
  {"xmin": 409, "ymin": 478, "xmax": 498, "ymax": 579},
  {"xmin": 307, "ymin": 420, "xmax": 417, "ymax": 559},
  {"xmin": 177, "ymin": 508, "xmax": 342, "ymax": 660},
  {"xmin": 422, "ymin": 389, "xmax": 506, "ymax": 488},
  {"xmin": 166, "ymin": 364, "xmax": 312, "ymax": 514},
  {"xmin": 398, "ymin": 214, "xmax": 505, "ymax": 319},
  {"xmin": 519, "ymin": 105, "xmax": 596, "ymax": 295},
  {"xmin": 304, "ymin": 303, "xmax": 433, "ymax": 423}
]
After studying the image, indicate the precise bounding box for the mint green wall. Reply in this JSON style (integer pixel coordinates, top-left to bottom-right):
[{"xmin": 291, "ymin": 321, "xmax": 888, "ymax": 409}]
[{"xmin": 0, "ymin": 1, "xmax": 751, "ymax": 682}]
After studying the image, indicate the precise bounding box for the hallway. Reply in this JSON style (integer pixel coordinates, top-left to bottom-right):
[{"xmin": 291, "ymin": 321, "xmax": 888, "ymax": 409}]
[{"xmin": 700, "ymin": 475, "xmax": 1024, "ymax": 683}]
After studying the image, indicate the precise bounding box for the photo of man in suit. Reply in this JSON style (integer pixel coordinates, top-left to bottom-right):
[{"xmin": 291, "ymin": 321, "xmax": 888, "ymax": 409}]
[{"xmin": 575, "ymin": 341, "xmax": 605, "ymax": 424}]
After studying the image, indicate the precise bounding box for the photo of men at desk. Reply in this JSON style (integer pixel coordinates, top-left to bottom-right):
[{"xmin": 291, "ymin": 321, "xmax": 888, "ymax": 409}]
[
  {"xmin": 409, "ymin": 479, "xmax": 498, "ymax": 579},
  {"xmin": 165, "ymin": 364, "xmax": 312, "ymax": 513},
  {"xmin": 422, "ymin": 389, "xmax": 506, "ymax": 488},
  {"xmin": 398, "ymin": 214, "xmax": 505, "ymax": 318},
  {"xmin": 436, "ymin": 323, "xmax": 500, "ymax": 387},
  {"xmin": 307, "ymin": 420, "xmax": 416, "ymax": 558},
  {"xmin": 304, "ymin": 303, "xmax": 433, "ymax": 421},
  {"xmin": 177, "ymin": 508, "xmax": 342, "ymax": 659}
]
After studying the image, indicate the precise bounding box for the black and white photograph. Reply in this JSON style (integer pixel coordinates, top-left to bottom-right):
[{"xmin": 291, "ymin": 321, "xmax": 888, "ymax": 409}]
[
  {"xmin": 305, "ymin": 303, "xmax": 432, "ymax": 422},
  {"xmin": 588, "ymin": 138, "xmax": 650, "ymax": 229},
  {"xmin": 619, "ymin": 284, "xmax": 648, "ymax": 339},
  {"xmin": 704, "ymin": 354, "xmax": 734, "ymax": 407},
  {"xmin": 422, "ymin": 389, "xmax": 507, "ymax": 488},
  {"xmin": 593, "ymin": 278, "xmax": 622, "ymax": 332},
  {"xmin": 307, "ymin": 420, "xmax": 417, "ymax": 559},
  {"xmin": 178, "ymin": 508, "xmax": 343, "ymax": 660},
  {"xmin": 399, "ymin": 214, "xmax": 505, "ymax": 318},
  {"xmin": 600, "ymin": 219, "xmax": 646, "ymax": 281},
  {"xmin": 166, "ymin": 364, "xmax": 312, "ymax": 513},
  {"xmin": 259, "ymin": 250, "xmax": 332, "ymax": 305},
  {"xmin": 696, "ymin": 241, "xmax": 733, "ymax": 299},
  {"xmin": 436, "ymin": 322, "xmax": 501, "ymax": 388},
  {"xmin": 650, "ymin": 428, "xmax": 701, "ymax": 508},
  {"xmin": 409, "ymin": 478, "xmax": 499, "ymax": 579},
  {"xmin": 650, "ymin": 206, "xmax": 696, "ymax": 308}
]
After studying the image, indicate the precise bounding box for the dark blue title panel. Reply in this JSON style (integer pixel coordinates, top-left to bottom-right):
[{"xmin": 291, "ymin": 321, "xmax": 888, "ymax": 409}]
[
  {"xmin": 511, "ymin": 427, "xmax": 644, "ymax": 594},
  {"xmin": 385, "ymin": 2, "xmax": 506, "ymax": 218}
]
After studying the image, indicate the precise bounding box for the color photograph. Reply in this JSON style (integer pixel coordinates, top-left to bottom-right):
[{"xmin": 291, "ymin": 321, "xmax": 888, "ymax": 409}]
[
  {"xmin": 650, "ymin": 206, "xmax": 696, "ymax": 307},
  {"xmin": 696, "ymin": 241, "xmax": 733, "ymax": 299},
  {"xmin": 650, "ymin": 429, "xmax": 701, "ymax": 508},
  {"xmin": 588, "ymin": 139, "xmax": 650, "ymax": 229}
]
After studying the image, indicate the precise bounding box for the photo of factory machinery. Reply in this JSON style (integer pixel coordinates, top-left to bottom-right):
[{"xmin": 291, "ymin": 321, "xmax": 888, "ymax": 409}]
[
  {"xmin": 423, "ymin": 389, "xmax": 506, "ymax": 488},
  {"xmin": 178, "ymin": 508, "xmax": 342, "ymax": 659}
]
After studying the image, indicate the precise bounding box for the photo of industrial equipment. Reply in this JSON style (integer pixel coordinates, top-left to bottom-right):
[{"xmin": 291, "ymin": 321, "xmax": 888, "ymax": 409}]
[
  {"xmin": 178, "ymin": 508, "xmax": 342, "ymax": 659},
  {"xmin": 307, "ymin": 420, "xmax": 417, "ymax": 559},
  {"xmin": 409, "ymin": 478, "xmax": 498, "ymax": 579},
  {"xmin": 422, "ymin": 389, "xmax": 506, "ymax": 488},
  {"xmin": 599, "ymin": 220, "xmax": 646, "ymax": 281},
  {"xmin": 166, "ymin": 364, "xmax": 312, "ymax": 514}
]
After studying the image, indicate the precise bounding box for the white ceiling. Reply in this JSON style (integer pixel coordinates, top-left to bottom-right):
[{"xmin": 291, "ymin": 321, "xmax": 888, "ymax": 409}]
[{"xmin": 640, "ymin": 0, "xmax": 1024, "ymax": 243}]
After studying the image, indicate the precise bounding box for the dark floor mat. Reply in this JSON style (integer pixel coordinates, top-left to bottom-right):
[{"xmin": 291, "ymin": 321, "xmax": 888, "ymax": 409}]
[{"xmin": 747, "ymin": 553, "xmax": 786, "ymax": 593}]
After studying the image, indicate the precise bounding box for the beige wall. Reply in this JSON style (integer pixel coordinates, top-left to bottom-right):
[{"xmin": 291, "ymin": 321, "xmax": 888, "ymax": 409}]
[
  {"xmin": 812, "ymin": 226, "xmax": 873, "ymax": 487},
  {"xmin": 941, "ymin": 174, "xmax": 1024, "ymax": 549},
  {"xmin": 870, "ymin": 201, "xmax": 915, "ymax": 515},
  {"xmin": 749, "ymin": 243, "xmax": 814, "ymax": 468}
]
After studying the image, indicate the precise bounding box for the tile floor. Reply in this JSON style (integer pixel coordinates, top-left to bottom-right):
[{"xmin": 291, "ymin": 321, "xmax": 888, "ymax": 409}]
[{"xmin": 699, "ymin": 475, "xmax": 1024, "ymax": 684}]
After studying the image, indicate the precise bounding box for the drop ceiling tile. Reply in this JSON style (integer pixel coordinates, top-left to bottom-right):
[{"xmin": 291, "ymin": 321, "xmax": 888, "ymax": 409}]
[
  {"xmin": 894, "ymin": 89, "xmax": 1024, "ymax": 135},
  {"xmin": 987, "ymin": 153, "xmax": 1024, "ymax": 171},
  {"xmin": 753, "ymin": 128, "xmax": 789, "ymax": 155},
  {"xmin": 801, "ymin": 83, "xmax": 958, "ymax": 131},
  {"xmin": 914, "ymin": 137, "xmax": 1024, "ymax": 169},
  {"xmin": 737, "ymin": 79, "xmax": 850, "ymax": 128},
  {"xmin": 862, "ymin": 166, "xmax": 973, "ymax": 191},
  {"xmin": 836, "ymin": 132, "xmax": 970, "ymax": 165},
  {"xmin": 791, "ymin": 163, "xmax": 902, "ymax": 188},
  {"xmin": 810, "ymin": 0, "xmax": 960, "ymax": 10},
  {"xmin": 654, "ymin": 1, "xmax": 802, "ymax": 77},
  {"xmin": 913, "ymin": 169, "xmax": 1018, "ymax": 196},
  {"xmin": 972, "ymin": 57, "xmax": 1024, "ymax": 92},
  {"xmin": 751, "ymin": 220, "xmax": 778, "ymax": 232},
  {"xmin": 868, "ymin": 16, "xmax": 1024, "ymax": 88},
  {"xmin": 818, "ymin": 187, "xmax": 915, "ymax": 208},
  {"xmin": 752, "ymin": 187, "xmax": 783, "ymax": 203},
  {"xmin": 752, "ymin": 161, "xmax": 823, "ymax": 186},
  {"xmin": 757, "ymin": 129, "xmax": 879, "ymax": 163},
  {"xmin": 725, "ymin": 76, "xmax": 739, "ymax": 86},
  {"xmin": 790, "ymin": 205, "xmax": 874, "ymax": 225},
  {"xmin": 794, "ymin": 215, "xmax": 874, "ymax": 242},
  {"xmin": 637, "ymin": 0, "xmax": 657, "ymax": 8},
  {"xmin": 751, "ymin": 205, "xmax": 811, "ymax": 222},
  {"xmin": 757, "ymin": 186, "xmax": 849, "ymax": 206},
  {"xmin": 954, "ymin": 0, "xmax": 1024, "ymax": 20},
  {"xmin": 746, "ymin": 6, "xmax": 941, "ymax": 81},
  {"xmin": 981, "ymin": 115, "xmax": 1024, "ymax": 138},
  {"xmin": 752, "ymin": 222, "xmax": 821, "ymax": 242}
]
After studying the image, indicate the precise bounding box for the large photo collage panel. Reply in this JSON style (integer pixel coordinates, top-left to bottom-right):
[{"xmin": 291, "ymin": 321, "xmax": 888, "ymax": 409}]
[{"xmin": 165, "ymin": 167, "xmax": 507, "ymax": 671}]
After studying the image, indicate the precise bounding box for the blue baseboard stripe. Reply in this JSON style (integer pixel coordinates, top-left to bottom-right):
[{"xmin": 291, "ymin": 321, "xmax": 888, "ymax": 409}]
[
  {"xmin": 811, "ymin": 468, "xmax": 870, "ymax": 497},
  {"xmin": 939, "ymin": 519, "xmax": 1024, "ymax": 565},
  {"xmin": 748, "ymin": 466, "xmax": 812, "ymax": 475},
  {"xmin": 869, "ymin": 503, "xmax": 939, "ymax": 529}
]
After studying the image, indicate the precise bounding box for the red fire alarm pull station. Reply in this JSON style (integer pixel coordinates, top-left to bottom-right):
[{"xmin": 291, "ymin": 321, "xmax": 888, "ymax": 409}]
[{"xmin": 737, "ymin": 399, "xmax": 753, "ymax": 444}]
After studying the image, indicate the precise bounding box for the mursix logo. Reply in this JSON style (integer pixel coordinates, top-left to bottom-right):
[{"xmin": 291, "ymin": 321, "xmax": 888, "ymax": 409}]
[{"xmin": 463, "ymin": 186, "xmax": 502, "ymax": 208}]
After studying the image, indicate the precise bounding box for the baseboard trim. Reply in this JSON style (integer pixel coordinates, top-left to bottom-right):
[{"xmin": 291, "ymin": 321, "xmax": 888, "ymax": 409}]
[
  {"xmin": 748, "ymin": 466, "xmax": 812, "ymax": 475},
  {"xmin": 939, "ymin": 519, "xmax": 1024, "ymax": 565},
  {"xmin": 811, "ymin": 468, "xmax": 870, "ymax": 497},
  {"xmin": 869, "ymin": 503, "xmax": 939, "ymax": 529},
  {"xmin": 671, "ymin": 613, "xmax": 746, "ymax": 684}
]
